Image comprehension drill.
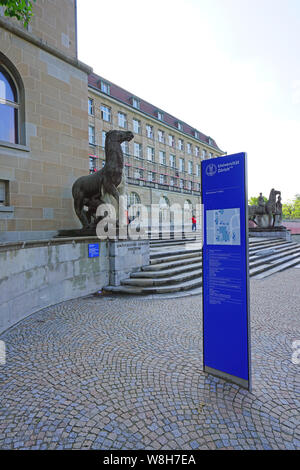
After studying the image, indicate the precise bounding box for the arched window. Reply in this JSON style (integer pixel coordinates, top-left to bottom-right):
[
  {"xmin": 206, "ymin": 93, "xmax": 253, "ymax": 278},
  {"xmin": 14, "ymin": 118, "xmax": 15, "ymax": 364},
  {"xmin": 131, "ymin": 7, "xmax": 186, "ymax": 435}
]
[
  {"xmin": 159, "ymin": 195, "xmax": 170, "ymax": 208},
  {"xmin": 184, "ymin": 199, "xmax": 193, "ymax": 211},
  {"xmin": 159, "ymin": 195, "xmax": 170, "ymax": 224},
  {"xmin": 0, "ymin": 66, "xmax": 19, "ymax": 144},
  {"xmin": 128, "ymin": 192, "xmax": 141, "ymax": 220},
  {"xmin": 129, "ymin": 192, "xmax": 141, "ymax": 206}
]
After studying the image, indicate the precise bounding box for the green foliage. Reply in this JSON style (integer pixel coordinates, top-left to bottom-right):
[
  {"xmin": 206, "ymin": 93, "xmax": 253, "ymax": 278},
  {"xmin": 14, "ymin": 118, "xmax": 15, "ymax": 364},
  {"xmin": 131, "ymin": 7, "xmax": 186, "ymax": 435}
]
[
  {"xmin": 248, "ymin": 195, "xmax": 268, "ymax": 206},
  {"xmin": 0, "ymin": 0, "xmax": 36, "ymax": 27},
  {"xmin": 282, "ymin": 194, "xmax": 300, "ymax": 220}
]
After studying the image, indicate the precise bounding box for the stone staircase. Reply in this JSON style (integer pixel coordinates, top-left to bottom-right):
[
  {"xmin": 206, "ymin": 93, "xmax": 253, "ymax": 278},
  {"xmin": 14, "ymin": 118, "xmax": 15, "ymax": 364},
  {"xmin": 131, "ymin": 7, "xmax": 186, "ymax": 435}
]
[{"xmin": 103, "ymin": 237, "xmax": 300, "ymax": 297}]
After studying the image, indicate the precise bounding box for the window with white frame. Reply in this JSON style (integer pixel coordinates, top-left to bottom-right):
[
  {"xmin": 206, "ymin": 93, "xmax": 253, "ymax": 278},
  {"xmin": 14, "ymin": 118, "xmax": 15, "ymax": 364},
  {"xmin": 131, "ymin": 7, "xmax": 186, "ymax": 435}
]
[
  {"xmin": 101, "ymin": 105, "xmax": 111, "ymax": 122},
  {"xmin": 170, "ymin": 177, "xmax": 175, "ymax": 187},
  {"xmin": 180, "ymin": 179, "xmax": 184, "ymax": 188},
  {"xmin": 100, "ymin": 81, "xmax": 110, "ymax": 94},
  {"xmin": 187, "ymin": 180, "xmax": 192, "ymax": 190},
  {"xmin": 121, "ymin": 141, "xmax": 129, "ymax": 155},
  {"xmin": 178, "ymin": 139, "xmax": 184, "ymax": 151},
  {"xmin": 196, "ymin": 164, "xmax": 200, "ymax": 177},
  {"xmin": 146, "ymin": 124, "xmax": 153, "ymax": 139},
  {"xmin": 194, "ymin": 130, "xmax": 199, "ymax": 139},
  {"xmin": 88, "ymin": 98, "xmax": 94, "ymax": 116},
  {"xmin": 160, "ymin": 174, "xmax": 166, "ymax": 185},
  {"xmin": 157, "ymin": 111, "xmax": 164, "ymax": 121},
  {"xmin": 188, "ymin": 161, "xmax": 193, "ymax": 175},
  {"xmin": 133, "ymin": 119, "xmax": 141, "ymax": 134},
  {"xmin": 147, "ymin": 146, "xmax": 154, "ymax": 161},
  {"xmin": 195, "ymin": 146, "xmax": 199, "ymax": 157},
  {"xmin": 209, "ymin": 152, "xmax": 213, "ymax": 158},
  {"xmin": 179, "ymin": 158, "xmax": 184, "ymax": 172},
  {"xmin": 202, "ymin": 149, "xmax": 207, "ymax": 159},
  {"xmin": 118, "ymin": 112, "xmax": 127, "ymax": 128},
  {"xmin": 168, "ymin": 135, "xmax": 175, "ymax": 147},
  {"xmin": 132, "ymin": 97, "xmax": 140, "ymax": 109},
  {"xmin": 134, "ymin": 142, "xmax": 142, "ymax": 158},
  {"xmin": 158, "ymin": 130, "xmax": 165, "ymax": 143},
  {"xmin": 134, "ymin": 168, "xmax": 143, "ymax": 180},
  {"xmin": 147, "ymin": 171, "xmax": 155, "ymax": 182},
  {"xmin": 169, "ymin": 154, "xmax": 176, "ymax": 168},
  {"xmin": 88, "ymin": 125, "xmax": 95, "ymax": 145},
  {"xmin": 187, "ymin": 143, "xmax": 192, "ymax": 154},
  {"xmin": 177, "ymin": 122, "xmax": 183, "ymax": 131},
  {"xmin": 159, "ymin": 150, "xmax": 166, "ymax": 165}
]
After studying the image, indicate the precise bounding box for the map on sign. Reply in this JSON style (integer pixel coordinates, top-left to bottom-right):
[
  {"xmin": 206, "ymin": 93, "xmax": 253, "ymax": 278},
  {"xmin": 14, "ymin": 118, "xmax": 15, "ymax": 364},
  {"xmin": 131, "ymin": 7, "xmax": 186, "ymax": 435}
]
[{"xmin": 206, "ymin": 208, "xmax": 241, "ymax": 245}]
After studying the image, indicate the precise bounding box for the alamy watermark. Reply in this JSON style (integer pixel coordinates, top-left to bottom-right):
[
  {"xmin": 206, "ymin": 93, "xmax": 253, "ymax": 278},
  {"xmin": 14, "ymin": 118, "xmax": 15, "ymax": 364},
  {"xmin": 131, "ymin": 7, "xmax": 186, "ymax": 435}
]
[
  {"xmin": 291, "ymin": 340, "xmax": 300, "ymax": 365},
  {"xmin": 0, "ymin": 341, "xmax": 5, "ymax": 365},
  {"xmin": 93, "ymin": 199, "xmax": 204, "ymax": 242}
]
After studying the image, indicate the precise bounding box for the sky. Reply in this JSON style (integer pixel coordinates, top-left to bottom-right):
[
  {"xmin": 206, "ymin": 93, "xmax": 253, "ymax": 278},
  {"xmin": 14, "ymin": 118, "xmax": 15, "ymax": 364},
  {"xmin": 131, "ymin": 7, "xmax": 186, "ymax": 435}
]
[{"xmin": 77, "ymin": 0, "xmax": 300, "ymax": 203}]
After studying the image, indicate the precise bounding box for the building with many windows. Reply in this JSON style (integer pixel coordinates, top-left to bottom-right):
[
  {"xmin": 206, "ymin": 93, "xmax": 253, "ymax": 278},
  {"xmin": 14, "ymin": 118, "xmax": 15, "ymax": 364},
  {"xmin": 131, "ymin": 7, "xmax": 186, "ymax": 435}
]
[
  {"xmin": 0, "ymin": 0, "xmax": 224, "ymax": 241},
  {"xmin": 87, "ymin": 73, "xmax": 225, "ymax": 223}
]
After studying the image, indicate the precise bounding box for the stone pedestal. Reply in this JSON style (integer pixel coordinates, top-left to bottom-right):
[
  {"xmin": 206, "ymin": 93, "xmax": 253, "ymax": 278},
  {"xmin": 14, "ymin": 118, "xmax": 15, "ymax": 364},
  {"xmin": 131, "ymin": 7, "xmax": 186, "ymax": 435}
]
[
  {"xmin": 108, "ymin": 239, "xmax": 150, "ymax": 286},
  {"xmin": 249, "ymin": 227, "xmax": 291, "ymax": 241}
]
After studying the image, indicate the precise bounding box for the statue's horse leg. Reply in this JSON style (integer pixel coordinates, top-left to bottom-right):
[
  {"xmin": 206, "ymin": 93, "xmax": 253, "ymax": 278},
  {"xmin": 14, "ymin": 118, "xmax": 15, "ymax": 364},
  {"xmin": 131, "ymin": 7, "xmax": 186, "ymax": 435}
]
[{"xmin": 74, "ymin": 191, "xmax": 89, "ymax": 228}]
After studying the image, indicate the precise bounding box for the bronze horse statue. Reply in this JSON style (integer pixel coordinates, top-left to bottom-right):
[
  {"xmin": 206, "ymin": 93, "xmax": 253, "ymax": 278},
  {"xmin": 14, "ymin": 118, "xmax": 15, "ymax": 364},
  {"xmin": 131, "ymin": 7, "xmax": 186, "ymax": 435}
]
[
  {"xmin": 248, "ymin": 188, "xmax": 281, "ymax": 228},
  {"xmin": 72, "ymin": 130, "xmax": 134, "ymax": 228}
]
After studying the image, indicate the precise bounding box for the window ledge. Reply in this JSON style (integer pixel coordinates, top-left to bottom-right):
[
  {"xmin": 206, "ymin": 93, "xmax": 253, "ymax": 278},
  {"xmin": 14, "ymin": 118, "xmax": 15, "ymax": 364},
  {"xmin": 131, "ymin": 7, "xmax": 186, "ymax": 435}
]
[
  {"xmin": 0, "ymin": 206, "xmax": 14, "ymax": 213},
  {"xmin": 0, "ymin": 141, "xmax": 30, "ymax": 152}
]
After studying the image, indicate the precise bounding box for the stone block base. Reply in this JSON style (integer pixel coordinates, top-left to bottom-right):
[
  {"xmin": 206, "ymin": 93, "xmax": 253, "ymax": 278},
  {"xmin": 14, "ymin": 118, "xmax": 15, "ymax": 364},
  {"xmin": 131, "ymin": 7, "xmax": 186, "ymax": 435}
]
[
  {"xmin": 109, "ymin": 239, "xmax": 150, "ymax": 286},
  {"xmin": 249, "ymin": 228, "xmax": 291, "ymax": 241}
]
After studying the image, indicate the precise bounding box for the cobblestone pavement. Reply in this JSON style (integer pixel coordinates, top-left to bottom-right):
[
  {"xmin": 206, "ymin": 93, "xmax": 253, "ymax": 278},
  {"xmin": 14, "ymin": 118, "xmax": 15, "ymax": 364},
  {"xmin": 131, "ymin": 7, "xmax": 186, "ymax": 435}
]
[{"xmin": 0, "ymin": 269, "xmax": 299, "ymax": 450}]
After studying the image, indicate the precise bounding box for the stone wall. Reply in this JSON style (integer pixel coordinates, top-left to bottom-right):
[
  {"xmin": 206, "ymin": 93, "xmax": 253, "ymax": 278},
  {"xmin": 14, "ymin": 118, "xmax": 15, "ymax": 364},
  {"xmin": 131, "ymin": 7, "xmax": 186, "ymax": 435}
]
[{"xmin": 0, "ymin": 238, "xmax": 109, "ymax": 334}]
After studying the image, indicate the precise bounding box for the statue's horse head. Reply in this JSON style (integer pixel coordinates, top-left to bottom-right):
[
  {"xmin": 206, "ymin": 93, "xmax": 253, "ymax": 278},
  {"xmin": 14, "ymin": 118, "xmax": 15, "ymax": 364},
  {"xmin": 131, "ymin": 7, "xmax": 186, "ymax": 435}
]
[{"xmin": 105, "ymin": 130, "xmax": 134, "ymax": 144}]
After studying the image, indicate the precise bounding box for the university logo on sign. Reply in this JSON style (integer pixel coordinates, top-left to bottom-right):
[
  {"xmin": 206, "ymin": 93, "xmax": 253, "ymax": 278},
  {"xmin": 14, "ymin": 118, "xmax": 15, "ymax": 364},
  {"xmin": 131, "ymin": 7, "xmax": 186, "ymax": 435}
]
[{"xmin": 206, "ymin": 163, "xmax": 217, "ymax": 177}]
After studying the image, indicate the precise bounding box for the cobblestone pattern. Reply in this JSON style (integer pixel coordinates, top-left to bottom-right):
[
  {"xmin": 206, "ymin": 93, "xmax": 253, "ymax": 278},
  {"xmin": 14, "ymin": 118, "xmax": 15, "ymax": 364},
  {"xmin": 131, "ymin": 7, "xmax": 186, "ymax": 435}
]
[{"xmin": 0, "ymin": 269, "xmax": 299, "ymax": 450}]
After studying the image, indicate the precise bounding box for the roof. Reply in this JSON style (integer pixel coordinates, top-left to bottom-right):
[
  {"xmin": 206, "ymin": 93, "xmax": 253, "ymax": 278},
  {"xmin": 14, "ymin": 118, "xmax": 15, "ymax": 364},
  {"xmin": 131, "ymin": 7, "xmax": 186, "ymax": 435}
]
[{"xmin": 88, "ymin": 73, "xmax": 222, "ymax": 152}]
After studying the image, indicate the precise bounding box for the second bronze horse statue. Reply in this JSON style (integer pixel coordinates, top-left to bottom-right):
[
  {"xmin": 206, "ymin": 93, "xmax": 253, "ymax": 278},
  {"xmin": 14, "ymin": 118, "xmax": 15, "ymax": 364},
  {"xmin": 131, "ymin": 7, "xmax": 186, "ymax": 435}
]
[{"xmin": 72, "ymin": 130, "xmax": 134, "ymax": 228}]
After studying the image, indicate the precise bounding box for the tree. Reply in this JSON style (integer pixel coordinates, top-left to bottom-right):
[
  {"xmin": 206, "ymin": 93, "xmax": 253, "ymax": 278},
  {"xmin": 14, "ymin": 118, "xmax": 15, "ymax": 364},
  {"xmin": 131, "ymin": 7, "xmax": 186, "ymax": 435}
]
[
  {"xmin": 282, "ymin": 194, "xmax": 300, "ymax": 220},
  {"xmin": 0, "ymin": 0, "xmax": 36, "ymax": 27}
]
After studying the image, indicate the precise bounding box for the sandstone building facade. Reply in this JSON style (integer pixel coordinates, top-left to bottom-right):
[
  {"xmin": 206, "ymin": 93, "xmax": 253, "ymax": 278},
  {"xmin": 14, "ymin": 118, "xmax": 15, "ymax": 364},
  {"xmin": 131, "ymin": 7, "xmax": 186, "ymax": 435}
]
[{"xmin": 0, "ymin": 0, "xmax": 91, "ymax": 241}]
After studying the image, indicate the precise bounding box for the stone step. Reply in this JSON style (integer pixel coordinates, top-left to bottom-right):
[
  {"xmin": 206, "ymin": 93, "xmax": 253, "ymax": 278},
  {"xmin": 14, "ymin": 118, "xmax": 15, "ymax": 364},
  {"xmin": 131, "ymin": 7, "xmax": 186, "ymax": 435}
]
[
  {"xmin": 104, "ymin": 276, "xmax": 203, "ymax": 295},
  {"xmin": 103, "ymin": 237, "xmax": 300, "ymax": 296},
  {"xmin": 251, "ymin": 257, "xmax": 300, "ymax": 279},
  {"xmin": 150, "ymin": 249, "xmax": 201, "ymax": 263},
  {"xmin": 144, "ymin": 255, "xmax": 201, "ymax": 271},
  {"xmin": 249, "ymin": 240, "xmax": 291, "ymax": 252},
  {"xmin": 249, "ymin": 252, "xmax": 300, "ymax": 276},
  {"xmin": 249, "ymin": 245, "xmax": 300, "ymax": 263},
  {"xmin": 131, "ymin": 261, "xmax": 203, "ymax": 278},
  {"xmin": 150, "ymin": 237, "xmax": 197, "ymax": 244},
  {"xmin": 122, "ymin": 268, "xmax": 203, "ymax": 287},
  {"xmin": 248, "ymin": 237, "xmax": 283, "ymax": 245},
  {"xmin": 149, "ymin": 242, "xmax": 297, "ymax": 270}
]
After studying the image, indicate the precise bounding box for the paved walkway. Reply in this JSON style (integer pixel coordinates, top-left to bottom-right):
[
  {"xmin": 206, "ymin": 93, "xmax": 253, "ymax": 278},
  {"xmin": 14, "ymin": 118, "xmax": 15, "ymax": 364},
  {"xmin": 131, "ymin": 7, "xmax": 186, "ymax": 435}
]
[{"xmin": 0, "ymin": 269, "xmax": 299, "ymax": 450}]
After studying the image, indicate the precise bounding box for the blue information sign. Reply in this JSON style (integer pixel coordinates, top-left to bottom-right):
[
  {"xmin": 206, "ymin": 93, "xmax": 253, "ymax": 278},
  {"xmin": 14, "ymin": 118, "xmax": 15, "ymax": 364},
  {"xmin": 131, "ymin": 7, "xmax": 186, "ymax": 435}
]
[
  {"xmin": 201, "ymin": 153, "xmax": 251, "ymax": 390},
  {"xmin": 88, "ymin": 243, "xmax": 100, "ymax": 258}
]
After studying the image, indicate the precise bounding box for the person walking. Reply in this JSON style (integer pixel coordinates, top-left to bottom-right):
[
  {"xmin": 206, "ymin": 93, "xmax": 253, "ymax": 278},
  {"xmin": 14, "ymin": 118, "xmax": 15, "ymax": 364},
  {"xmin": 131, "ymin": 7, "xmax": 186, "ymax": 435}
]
[{"xmin": 192, "ymin": 215, "xmax": 197, "ymax": 231}]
